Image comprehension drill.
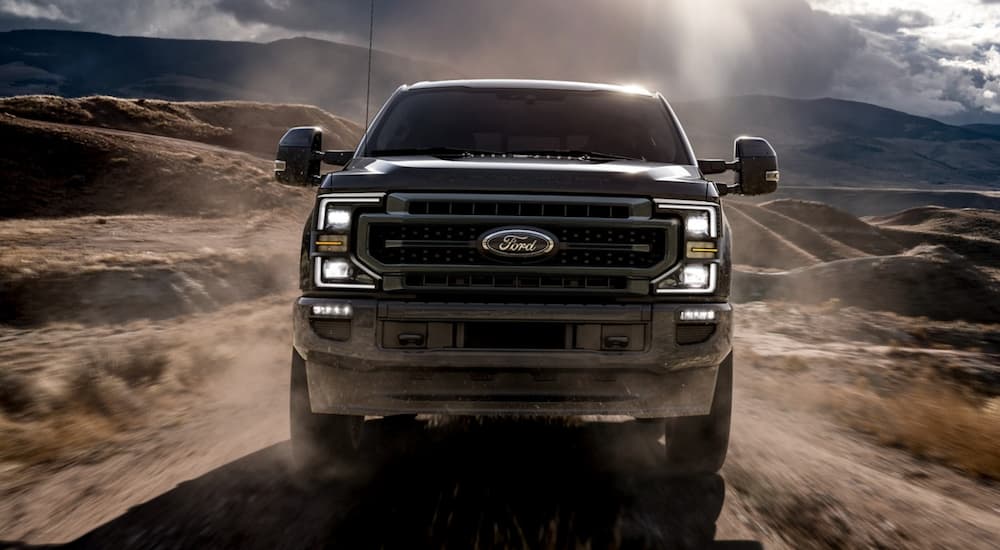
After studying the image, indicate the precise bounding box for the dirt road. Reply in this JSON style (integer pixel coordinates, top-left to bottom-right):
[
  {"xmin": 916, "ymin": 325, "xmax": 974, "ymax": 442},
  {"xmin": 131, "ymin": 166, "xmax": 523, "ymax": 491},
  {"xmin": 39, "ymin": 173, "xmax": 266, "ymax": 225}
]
[{"xmin": 2, "ymin": 297, "xmax": 998, "ymax": 549}]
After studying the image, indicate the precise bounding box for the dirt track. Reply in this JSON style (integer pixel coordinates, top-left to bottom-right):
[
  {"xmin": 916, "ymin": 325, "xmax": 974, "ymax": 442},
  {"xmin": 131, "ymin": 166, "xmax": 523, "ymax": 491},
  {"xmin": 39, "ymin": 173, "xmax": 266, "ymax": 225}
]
[{"xmin": 2, "ymin": 297, "xmax": 998, "ymax": 549}]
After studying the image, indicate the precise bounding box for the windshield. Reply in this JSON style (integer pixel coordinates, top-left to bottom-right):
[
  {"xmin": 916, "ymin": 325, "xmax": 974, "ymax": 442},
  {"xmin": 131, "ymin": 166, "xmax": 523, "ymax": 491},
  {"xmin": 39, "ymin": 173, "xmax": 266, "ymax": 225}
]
[{"xmin": 364, "ymin": 87, "xmax": 691, "ymax": 164}]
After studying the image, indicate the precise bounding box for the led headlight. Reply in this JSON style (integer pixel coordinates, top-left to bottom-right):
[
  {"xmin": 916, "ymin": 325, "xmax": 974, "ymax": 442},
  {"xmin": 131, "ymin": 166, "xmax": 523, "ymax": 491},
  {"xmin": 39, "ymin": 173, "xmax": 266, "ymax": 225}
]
[
  {"xmin": 681, "ymin": 264, "xmax": 711, "ymax": 288},
  {"xmin": 324, "ymin": 207, "xmax": 352, "ymax": 231},
  {"xmin": 655, "ymin": 263, "xmax": 717, "ymax": 294},
  {"xmin": 685, "ymin": 212, "xmax": 711, "ymax": 238},
  {"xmin": 321, "ymin": 258, "xmax": 353, "ymax": 281}
]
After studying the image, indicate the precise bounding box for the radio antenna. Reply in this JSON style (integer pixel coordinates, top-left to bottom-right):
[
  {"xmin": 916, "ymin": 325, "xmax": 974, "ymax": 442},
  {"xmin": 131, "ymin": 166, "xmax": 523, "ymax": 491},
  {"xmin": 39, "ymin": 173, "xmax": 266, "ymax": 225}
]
[{"xmin": 364, "ymin": 0, "xmax": 375, "ymax": 129}]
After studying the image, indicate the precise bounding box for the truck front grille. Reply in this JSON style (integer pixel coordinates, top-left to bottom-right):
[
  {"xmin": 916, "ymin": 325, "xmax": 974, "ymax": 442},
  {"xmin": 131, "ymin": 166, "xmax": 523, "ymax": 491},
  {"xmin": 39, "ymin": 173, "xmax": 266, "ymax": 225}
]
[
  {"xmin": 366, "ymin": 224, "xmax": 665, "ymax": 269},
  {"xmin": 357, "ymin": 193, "xmax": 680, "ymax": 295}
]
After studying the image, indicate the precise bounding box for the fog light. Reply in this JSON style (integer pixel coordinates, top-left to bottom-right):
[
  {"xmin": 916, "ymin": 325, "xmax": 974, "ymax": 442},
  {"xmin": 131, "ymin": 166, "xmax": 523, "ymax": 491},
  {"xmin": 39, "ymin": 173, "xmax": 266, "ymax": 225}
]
[
  {"xmin": 311, "ymin": 303, "xmax": 353, "ymax": 318},
  {"xmin": 680, "ymin": 309, "xmax": 717, "ymax": 322},
  {"xmin": 685, "ymin": 213, "xmax": 711, "ymax": 238},
  {"xmin": 682, "ymin": 264, "xmax": 710, "ymax": 288},
  {"xmin": 325, "ymin": 208, "xmax": 352, "ymax": 230},
  {"xmin": 321, "ymin": 258, "xmax": 353, "ymax": 281}
]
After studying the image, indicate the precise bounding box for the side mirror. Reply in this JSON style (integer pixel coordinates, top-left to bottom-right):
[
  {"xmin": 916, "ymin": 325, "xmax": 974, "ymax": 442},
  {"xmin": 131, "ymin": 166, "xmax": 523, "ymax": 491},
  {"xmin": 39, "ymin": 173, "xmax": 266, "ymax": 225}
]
[
  {"xmin": 275, "ymin": 126, "xmax": 323, "ymax": 185},
  {"xmin": 697, "ymin": 136, "xmax": 779, "ymax": 196},
  {"xmin": 733, "ymin": 136, "xmax": 779, "ymax": 195}
]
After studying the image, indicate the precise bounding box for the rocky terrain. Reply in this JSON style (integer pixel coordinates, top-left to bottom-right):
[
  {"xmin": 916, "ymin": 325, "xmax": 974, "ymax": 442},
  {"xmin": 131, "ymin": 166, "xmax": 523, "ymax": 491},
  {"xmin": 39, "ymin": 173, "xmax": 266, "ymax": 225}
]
[{"xmin": 0, "ymin": 99, "xmax": 998, "ymax": 549}]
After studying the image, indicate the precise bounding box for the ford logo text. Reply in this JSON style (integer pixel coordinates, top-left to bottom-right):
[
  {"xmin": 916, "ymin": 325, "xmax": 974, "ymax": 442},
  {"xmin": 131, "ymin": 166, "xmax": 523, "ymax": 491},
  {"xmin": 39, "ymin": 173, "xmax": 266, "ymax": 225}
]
[{"xmin": 480, "ymin": 228, "xmax": 558, "ymax": 259}]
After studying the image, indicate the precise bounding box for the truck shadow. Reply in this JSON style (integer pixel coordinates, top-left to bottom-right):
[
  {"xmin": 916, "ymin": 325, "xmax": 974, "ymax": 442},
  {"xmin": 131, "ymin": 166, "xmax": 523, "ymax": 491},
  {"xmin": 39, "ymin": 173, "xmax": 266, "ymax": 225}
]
[{"xmin": 60, "ymin": 420, "xmax": 762, "ymax": 549}]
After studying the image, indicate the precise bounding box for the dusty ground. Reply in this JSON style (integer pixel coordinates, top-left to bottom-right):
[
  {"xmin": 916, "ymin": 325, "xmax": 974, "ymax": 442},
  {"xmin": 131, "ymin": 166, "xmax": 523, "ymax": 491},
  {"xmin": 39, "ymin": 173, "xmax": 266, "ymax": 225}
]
[
  {"xmin": 1, "ymin": 105, "xmax": 999, "ymax": 548},
  {"xmin": 2, "ymin": 294, "xmax": 998, "ymax": 549}
]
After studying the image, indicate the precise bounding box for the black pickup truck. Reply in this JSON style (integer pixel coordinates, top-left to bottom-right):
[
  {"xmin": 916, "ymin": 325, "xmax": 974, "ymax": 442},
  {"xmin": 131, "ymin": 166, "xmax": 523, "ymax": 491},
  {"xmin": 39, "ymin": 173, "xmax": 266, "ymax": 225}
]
[{"xmin": 275, "ymin": 79, "xmax": 778, "ymax": 475}]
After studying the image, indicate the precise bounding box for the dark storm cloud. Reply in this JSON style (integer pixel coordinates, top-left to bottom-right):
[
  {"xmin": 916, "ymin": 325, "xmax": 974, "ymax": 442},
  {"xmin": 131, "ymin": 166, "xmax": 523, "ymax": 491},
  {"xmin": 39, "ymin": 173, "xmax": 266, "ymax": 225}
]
[
  {"xmin": 0, "ymin": 0, "xmax": 997, "ymax": 120},
  {"xmin": 213, "ymin": 0, "xmax": 866, "ymax": 102}
]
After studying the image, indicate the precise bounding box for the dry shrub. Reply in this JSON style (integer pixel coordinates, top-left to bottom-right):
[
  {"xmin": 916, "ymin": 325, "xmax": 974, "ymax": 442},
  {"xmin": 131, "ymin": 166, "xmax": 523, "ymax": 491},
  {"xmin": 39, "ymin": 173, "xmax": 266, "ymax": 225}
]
[
  {"xmin": 65, "ymin": 362, "xmax": 141, "ymax": 420},
  {"xmin": 0, "ymin": 369, "xmax": 37, "ymax": 417},
  {"xmin": 84, "ymin": 344, "xmax": 169, "ymax": 389},
  {"xmin": 827, "ymin": 381, "xmax": 1000, "ymax": 478},
  {"xmin": 0, "ymin": 414, "xmax": 117, "ymax": 465}
]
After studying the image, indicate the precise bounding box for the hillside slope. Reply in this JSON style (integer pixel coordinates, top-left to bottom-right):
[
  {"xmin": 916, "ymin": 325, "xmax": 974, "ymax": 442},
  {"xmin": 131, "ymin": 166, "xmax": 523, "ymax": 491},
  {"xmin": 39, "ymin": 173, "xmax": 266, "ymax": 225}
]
[{"xmin": 0, "ymin": 96, "xmax": 361, "ymax": 158}]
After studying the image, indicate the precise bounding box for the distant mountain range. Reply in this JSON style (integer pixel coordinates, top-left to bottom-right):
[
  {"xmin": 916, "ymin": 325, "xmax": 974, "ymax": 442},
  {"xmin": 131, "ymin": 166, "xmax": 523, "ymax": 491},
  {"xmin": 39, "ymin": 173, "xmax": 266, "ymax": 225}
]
[
  {"xmin": 0, "ymin": 29, "xmax": 457, "ymax": 122},
  {"xmin": 673, "ymin": 96, "xmax": 1000, "ymax": 188},
  {"xmin": 2, "ymin": 29, "xmax": 999, "ymax": 190}
]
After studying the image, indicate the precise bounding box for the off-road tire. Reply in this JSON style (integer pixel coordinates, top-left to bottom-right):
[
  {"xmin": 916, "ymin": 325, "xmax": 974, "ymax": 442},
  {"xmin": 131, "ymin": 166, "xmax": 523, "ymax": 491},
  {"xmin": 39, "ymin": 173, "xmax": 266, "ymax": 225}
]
[
  {"xmin": 289, "ymin": 349, "xmax": 365, "ymax": 478},
  {"xmin": 663, "ymin": 352, "xmax": 733, "ymax": 475}
]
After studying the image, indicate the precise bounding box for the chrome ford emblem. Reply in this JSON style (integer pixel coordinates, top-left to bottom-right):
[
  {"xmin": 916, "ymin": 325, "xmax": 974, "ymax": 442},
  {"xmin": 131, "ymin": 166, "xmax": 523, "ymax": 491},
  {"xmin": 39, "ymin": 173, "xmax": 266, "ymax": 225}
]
[{"xmin": 480, "ymin": 227, "xmax": 557, "ymax": 259}]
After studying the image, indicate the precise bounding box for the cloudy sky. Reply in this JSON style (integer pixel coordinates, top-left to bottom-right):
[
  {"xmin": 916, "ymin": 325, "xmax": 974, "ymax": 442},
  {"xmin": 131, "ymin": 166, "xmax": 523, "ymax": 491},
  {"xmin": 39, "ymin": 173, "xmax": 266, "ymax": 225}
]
[{"xmin": 1, "ymin": 0, "xmax": 998, "ymax": 123}]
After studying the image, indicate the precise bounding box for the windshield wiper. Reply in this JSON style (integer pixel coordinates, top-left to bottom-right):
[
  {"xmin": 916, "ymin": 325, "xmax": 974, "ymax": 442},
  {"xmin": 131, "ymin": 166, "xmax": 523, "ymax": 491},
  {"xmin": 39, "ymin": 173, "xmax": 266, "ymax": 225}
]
[
  {"xmin": 507, "ymin": 149, "xmax": 644, "ymax": 162},
  {"xmin": 369, "ymin": 147, "xmax": 505, "ymax": 158}
]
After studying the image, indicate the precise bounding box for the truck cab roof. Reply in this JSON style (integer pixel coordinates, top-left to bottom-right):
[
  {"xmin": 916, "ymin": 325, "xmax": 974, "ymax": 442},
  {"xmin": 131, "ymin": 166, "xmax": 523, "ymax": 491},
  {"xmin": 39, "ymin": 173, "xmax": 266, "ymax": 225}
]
[{"xmin": 403, "ymin": 79, "xmax": 656, "ymax": 97}]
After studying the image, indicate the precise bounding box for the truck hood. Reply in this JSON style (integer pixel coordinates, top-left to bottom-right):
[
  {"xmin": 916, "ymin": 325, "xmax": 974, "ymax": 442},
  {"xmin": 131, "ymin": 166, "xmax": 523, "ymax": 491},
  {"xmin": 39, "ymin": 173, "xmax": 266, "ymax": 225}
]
[{"xmin": 319, "ymin": 156, "xmax": 718, "ymax": 201}]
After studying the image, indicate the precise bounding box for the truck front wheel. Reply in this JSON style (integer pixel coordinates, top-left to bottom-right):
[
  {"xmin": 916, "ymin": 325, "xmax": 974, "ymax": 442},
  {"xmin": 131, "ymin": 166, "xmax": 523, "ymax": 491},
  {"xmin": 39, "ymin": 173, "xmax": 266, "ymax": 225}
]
[
  {"xmin": 663, "ymin": 352, "xmax": 733, "ymax": 475},
  {"xmin": 289, "ymin": 349, "xmax": 365, "ymax": 478}
]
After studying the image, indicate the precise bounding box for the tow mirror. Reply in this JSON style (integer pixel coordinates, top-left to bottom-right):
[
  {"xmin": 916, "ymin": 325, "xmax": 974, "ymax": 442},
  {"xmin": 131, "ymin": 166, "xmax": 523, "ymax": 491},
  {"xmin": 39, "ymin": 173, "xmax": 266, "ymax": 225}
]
[
  {"xmin": 275, "ymin": 126, "xmax": 322, "ymax": 185},
  {"xmin": 697, "ymin": 136, "xmax": 779, "ymax": 196},
  {"xmin": 734, "ymin": 136, "xmax": 779, "ymax": 195}
]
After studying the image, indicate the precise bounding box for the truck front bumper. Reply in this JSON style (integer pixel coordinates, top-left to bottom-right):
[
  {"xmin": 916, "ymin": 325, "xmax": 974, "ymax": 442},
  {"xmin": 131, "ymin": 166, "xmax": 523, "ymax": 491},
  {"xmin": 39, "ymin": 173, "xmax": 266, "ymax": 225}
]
[{"xmin": 292, "ymin": 298, "xmax": 732, "ymax": 418}]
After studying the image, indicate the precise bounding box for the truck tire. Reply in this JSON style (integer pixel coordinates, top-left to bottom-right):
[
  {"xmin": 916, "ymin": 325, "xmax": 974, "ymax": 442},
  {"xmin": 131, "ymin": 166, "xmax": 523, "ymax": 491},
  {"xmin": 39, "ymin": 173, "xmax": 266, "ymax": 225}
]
[
  {"xmin": 289, "ymin": 349, "xmax": 365, "ymax": 478},
  {"xmin": 663, "ymin": 352, "xmax": 733, "ymax": 475}
]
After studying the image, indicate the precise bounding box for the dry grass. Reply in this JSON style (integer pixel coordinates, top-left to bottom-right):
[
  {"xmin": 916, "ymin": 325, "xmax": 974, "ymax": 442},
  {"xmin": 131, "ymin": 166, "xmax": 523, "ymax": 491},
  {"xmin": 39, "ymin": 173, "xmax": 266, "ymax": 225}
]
[
  {"xmin": 0, "ymin": 341, "xmax": 223, "ymax": 466},
  {"xmin": 743, "ymin": 348, "xmax": 1000, "ymax": 478},
  {"xmin": 82, "ymin": 344, "xmax": 169, "ymax": 389},
  {"xmin": 826, "ymin": 381, "xmax": 1000, "ymax": 478}
]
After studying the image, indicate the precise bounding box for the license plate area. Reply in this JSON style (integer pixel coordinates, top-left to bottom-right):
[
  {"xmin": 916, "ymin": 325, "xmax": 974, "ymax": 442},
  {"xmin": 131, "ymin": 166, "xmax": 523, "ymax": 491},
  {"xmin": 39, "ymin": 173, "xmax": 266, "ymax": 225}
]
[{"xmin": 379, "ymin": 320, "xmax": 646, "ymax": 351}]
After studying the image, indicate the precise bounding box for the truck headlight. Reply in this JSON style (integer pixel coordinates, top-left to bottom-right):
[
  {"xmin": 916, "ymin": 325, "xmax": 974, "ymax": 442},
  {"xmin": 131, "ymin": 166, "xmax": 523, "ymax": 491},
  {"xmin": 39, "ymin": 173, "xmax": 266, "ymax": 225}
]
[
  {"xmin": 312, "ymin": 193, "xmax": 384, "ymax": 289},
  {"xmin": 685, "ymin": 212, "xmax": 711, "ymax": 238},
  {"xmin": 321, "ymin": 258, "xmax": 353, "ymax": 281},
  {"xmin": 681, "ymin": 264, "xmax": 711, "ymax": 288},
  {"xmin": 324, "ymin": 207, "xmax": 352, "ymax": 231},
  {"xmin": 654, "ymin": 263, "xmax": 717, "ymax": 294},
  {"xmin": 315, "ymin": 257, "xmax": 376, "ymax": 288}
]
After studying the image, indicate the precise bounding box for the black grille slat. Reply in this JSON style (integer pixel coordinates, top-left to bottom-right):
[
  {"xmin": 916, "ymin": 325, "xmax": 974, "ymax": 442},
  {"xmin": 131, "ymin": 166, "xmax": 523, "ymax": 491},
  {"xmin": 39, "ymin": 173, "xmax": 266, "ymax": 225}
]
[
  {"xmin": 368, "ymin": 223, "xmax": 666, "ymax": 268},
  {"xmin": 408, "ymin": 199, "xmax": 631, "ymax": 219},
  {"xmin": 405, "ymin": 273, "xmax": 630, "ymax": 291}
]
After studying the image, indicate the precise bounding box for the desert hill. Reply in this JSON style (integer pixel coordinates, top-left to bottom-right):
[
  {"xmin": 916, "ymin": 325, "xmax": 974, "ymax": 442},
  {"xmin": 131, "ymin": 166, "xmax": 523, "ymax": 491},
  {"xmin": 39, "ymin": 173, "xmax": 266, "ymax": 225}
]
[
  {"xmin": 725, "ymin": 198, "xmax": 1000, "ymax": 321},
  {"xmin": 0, "ymin": 95, "xmax": 361, "ymax": 158},
  {"xmin": 0, "ymin": 113, "xmax": 315, "ymax": 219}
]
